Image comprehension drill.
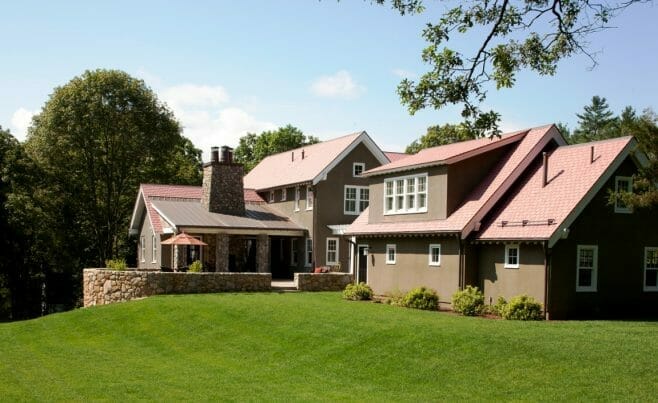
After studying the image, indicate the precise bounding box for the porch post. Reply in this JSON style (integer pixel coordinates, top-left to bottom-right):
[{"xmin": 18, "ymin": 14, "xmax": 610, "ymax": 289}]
[
  {"xmin": 215, "ymin": 233, "xmax": 229, "ymax": 272},
  {"xmin": 256, "ymin": 234, "xmax": 270, "ymax": 273}
]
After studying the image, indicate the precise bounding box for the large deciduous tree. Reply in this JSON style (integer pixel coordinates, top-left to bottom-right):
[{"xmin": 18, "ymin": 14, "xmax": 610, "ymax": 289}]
[
  {"xmin": 234, "ymin": 124, "xmax": 319, "ymax": 172},
  {"xmin": 405, "ymin": 123, "xmax": 475, "ymax": 153},
  {"xmin": 376, "ymin": 0, "xmax": 646, "ymax": 136}
]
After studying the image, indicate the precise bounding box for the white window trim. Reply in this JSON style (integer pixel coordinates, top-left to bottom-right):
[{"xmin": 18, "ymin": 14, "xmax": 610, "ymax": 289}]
[
  {"xmin": 151, "ymin": 233, "xmax": 157, "ymax": 263},
  {"xmin": 353, "ymin": 162, "xmax": 365, "ymax": 177},
  {"xmin": 290, "ymin": 239, "xmax": 298, "ymax": 265},
  {"xmin": 383, "ymin": 172, "xmax": 428, "ymax": 215},
  {"xmin": 429, "ymin": 244, "xmax": 441, "ymax": 267},
  {"xmin": 504, "ymin": 244, "xmax": 520, "ymax": 269},
  {"xmin": 306, "ymin": 186, "xmax": 314, "ymax": 210},
  {"xmin": 305, "ymin": 238, "xmax": 313, "ymax": 267},
  {"xmin": 326, "ymin": 237, "xmax": 339, "ymax": 265},
  {"xmin": 386, "ymin": 244, "xmax": 396, "ymax": 265},
  {"xmin": 269, "ymin": 190, "xmax": 275, "ymax": 203},
  {"xmin": 140, "ymin": 236, "xmax": 146, "ymax": 262},
  {"xmin": 344, "ymin": 185, "xmax": 369, "ymax": 215},
  {"xmin": 294, "ymin": 186, "xmax": 300, "ymax": 211},
  {"xmin": 644, "ymin": 247, "xmax": 658, "ymax": 292},
  {"xmin": 576, "ymin": 245, "xmax": 598, "ymax": 292},
  {"xmin": 281, "ymin": 187, "xmax": 287, "ymax": 201},
  {"xmin": 614, "ymin": 176, "xmax": 633, "ymax": 213}
]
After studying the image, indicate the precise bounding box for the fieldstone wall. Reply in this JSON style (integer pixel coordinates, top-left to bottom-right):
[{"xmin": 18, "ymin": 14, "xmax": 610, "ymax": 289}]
[
  {"xmin": 294, "ymin": 273, "xmax": 353, "ymax": 291},
  {"xmin": 83, "ymin": 269, "xmax": 271, "ymax": 307}
]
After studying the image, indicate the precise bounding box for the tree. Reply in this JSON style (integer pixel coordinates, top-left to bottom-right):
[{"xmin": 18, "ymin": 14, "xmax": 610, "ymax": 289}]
[
  {"xmin": 234, "ymin": 125, "xmax": 319, "ymax": 172},
  {"xmin": 377, "ymin": 0, "xmax": 645, "ymax": 136},
  {"xmin": 405, "ymin": 123, "xmax": 475, "ymax": 153},
  {"xmin": 25, "ymin": 69, "xmax": 202, "ymax": 270},
  {"xmin": 571, "ymin": 96, "xmax": 617, "ymax": 143}
]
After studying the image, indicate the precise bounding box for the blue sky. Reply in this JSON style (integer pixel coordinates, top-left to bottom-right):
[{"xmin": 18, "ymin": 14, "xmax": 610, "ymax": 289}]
[{"xmin": 1, "ymin": 0, "xmax": 657, "ymax": 157}]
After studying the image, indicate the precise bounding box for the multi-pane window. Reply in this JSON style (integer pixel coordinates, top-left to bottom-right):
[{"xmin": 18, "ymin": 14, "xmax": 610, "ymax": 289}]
[
  {"xmin": 140, "ymin": 236, "xmax": 146, "ymax": 262},
  {"xmin": 644, "ymin": 247, "xmax": 658, "ymax": 292},
  {"xmin": 577, "ymin": 245, "xmax": 598, "ymax": 292},
  {"xmin": 429, "ymin": 244, "xmax": 441, "ymax": 266},
  {"xmin": 326, "ymin": 238, "xmax": 339, "ymax": 265},
  {"xmin": 384, "ymin": 173, "xmax": 428, "ymax": 214},
  {"xmin": 505, "ymin": 244, "xmax": 520, "ymax": 268},
  {"xmin": 386, "ymin": 244, "xmax": 396, "ymax": 264},
  {"xmin": 615, "ymin": 176, "xmax": 633, "ymax": 213},
  {"xmin": 353, "ymin": 162, "xmax": 365, "ymax": 177},
  {"xmin": 305, "ymin": 238, "xmax": 313, "ymax": 267},
  {"xmin": 344, "ymin": 186, "xmax": 369, "ymax": 214},
  {"xmin": 294, "ymin": 186, "xmax": 300, "ymax": 211},
  {"xmin": 151, "ymin": 234, "xmax": 157, "ymax": 263},
  {"xmin": 291, "ymin": 239, "xmax": 298, "ymax": 265},
  {"xmin": 281, "ymin": 188, "xmax": 287, "ymax": 201},
  {"xmin": 306, "ymin": 186, "xmax": 314, "ymax": 210}
]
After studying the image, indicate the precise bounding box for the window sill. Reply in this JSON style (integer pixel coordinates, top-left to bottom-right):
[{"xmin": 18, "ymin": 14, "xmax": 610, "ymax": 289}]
[
  {"xmin": 576, "ymin": 288, "xmax": 597, "ymax": 292},
  {"xmin": 383, "ymin": 209, "xmax": 428, "ymax": 216},
  {"xmin": 504, "ymin": 264, "xmax": 519, "ymax": 269}
]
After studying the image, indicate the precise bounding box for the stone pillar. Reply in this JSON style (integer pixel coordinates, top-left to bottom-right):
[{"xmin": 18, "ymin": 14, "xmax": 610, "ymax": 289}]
[
  {"xmin": 215, "ymin": 233, "xmax": 230, "ymax": 272},
  {"xmin": 256, "ymin": 234, "xmax": 270, "ymax": 273},
  {"xmin": 174, "ymin": 245, "xmax": 186, "ymax": 270}
]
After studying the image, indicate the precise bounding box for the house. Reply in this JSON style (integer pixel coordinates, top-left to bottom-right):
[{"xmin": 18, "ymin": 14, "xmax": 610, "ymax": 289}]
[
  {"xmin": 130, "ymin": 131, "xmax": 390, "ymax": 278},
  {"xmin": 243, "ymin": 131, "xmax": 389, "ymax": 277},
  {"xmin": 346, "ymin": 125, "xmax": 657, "ymax": 319}
]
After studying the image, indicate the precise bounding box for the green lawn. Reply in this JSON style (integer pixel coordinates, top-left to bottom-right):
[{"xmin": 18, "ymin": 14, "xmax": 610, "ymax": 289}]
[{"xmin": 0, "ymin": 292, "xmax": 656, "ymax": 401}]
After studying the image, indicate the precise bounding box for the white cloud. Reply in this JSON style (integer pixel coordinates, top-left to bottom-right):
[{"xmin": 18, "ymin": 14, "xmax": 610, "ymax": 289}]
[
  {"xmin": 162, "ymin": 84, "xmax": 230, "ymax": 113},
  {"xmin": 392, "ymin": 68, "xmax": 417, "ymax": 79},
  {"xmin": 10, "ymin": 108, "xmax": 35, "ymax": 142},
  {"xmin": 310, "ymin": 70, "xmax": 365, "ymax": 99}
]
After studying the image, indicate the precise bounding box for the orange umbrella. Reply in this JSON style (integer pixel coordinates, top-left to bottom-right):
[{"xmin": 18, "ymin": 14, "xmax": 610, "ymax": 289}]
[{"xmin": 161, "ymin": 232, "xmax": 208, "ymax": 246}]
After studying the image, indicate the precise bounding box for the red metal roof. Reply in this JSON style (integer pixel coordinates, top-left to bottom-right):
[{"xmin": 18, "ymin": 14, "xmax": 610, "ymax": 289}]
[{"xmin": 384, "ymin": 151, "xmax": 408, "ymax": 163}]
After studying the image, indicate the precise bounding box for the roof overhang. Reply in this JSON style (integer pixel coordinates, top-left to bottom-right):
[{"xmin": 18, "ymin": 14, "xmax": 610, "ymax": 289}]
[{"xmin": 178, "ymin": 227, "xmax": 305, "ymax": 237}]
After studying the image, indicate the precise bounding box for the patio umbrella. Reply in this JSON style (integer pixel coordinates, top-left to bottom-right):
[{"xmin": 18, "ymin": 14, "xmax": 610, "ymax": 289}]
[{"xmin": 161, "ymin": 232, "xmax": 207, "ymax": 270}]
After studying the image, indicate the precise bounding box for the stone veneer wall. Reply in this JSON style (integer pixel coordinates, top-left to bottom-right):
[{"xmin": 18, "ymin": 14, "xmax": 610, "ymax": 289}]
[
  {"xmin": 294, "ymin": 273, "xmax": 353, "ymax": 291},
  {"xmin": 201, "ymin": 162, "xmax": 245, "ymax": 216},
  {"xmin": 84, "ymin": 269, "xmax": 271, "ymax": 307}
]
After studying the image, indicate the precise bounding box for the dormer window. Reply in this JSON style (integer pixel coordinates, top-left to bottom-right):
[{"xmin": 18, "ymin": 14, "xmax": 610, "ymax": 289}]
[
  {"xmin": 353, "ymin": 162, "xmax": 365, "ymax": 177},
  {"xmin": 384, "ymin": 173, "xmax": 428, "ymax": 215}
]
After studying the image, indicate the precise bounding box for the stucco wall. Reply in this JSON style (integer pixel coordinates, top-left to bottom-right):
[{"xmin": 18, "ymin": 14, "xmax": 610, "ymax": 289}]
[
  {"xmin": 294, "ymin": 273, "xmax": 353, "ymax": 291},
  {"xmin": 83, "ymin": 269, "xmax": 272, "ymax": 307}
]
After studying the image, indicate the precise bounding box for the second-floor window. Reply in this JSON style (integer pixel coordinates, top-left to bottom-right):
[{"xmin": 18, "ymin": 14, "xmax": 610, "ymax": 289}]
[
  {"xmin": 384, "ymin": 173, "xmax": 428, "ymax": 215},
  {"xmin": 269, "ymin": 190, "xmax": 274, "ymax": 203},
  {"xmin": 306, "ymin": 186, "xmax": 314, "ymax": 210},
  {"xmin": 281, "ymin": 188, "xmax": 287, "ymax": 201},
  {"xmin": 353, "ymin": 162, "xmax": 365, "ymax": 177},
  {"xmin": 614, "ymin": 176, "xmax": 632, "ymax": 213},
  {"xmin": 344, "ymin": 186, "xmax": 369, "ymax": 215},
  {"xmin": 294, "ymin": 186, "xmax": 300, "ymax": 211}
]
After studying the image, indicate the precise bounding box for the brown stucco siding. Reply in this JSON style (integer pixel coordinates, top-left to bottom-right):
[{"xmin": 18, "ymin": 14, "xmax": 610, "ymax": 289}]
[
  {"xmin": 547, "ymin": 158, "xmax": 658, "ymax": 319},
  {"xmin": 364, "ymin": 236, "xmax": 461, "ymax": 304},
  {"xmin": 477, "ymin": 243, "xmax": 546, "ymax": 307}
]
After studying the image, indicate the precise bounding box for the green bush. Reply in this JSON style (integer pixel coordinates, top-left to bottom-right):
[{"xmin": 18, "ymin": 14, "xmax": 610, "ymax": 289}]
[
  {"xmin": 502, "ymin": 295, "xmax": 544, "ymax": 320},
  {"xmin": 451, "ymin": 286, "xmax": 484, "ymax": 316},
  {"xmin": 105, "ymin": 259, "xmax": 127, "ymax": 271},
  {"xmin": 188, "ymin": 260, "xmax": 203, "ymax": 273},
  {"xmin": 491, "ymin": 296, "xmax": 508, "ymax": 317},
  {"xmin": 342, "ymin": 282, "xmax": 373, "ymax": 301},
  {"xmin": 403, "ymin": 287, "xmax": 439, "ymax": 311}
]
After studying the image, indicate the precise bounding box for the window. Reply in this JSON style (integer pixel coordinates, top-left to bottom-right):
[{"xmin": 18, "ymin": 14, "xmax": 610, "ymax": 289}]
[
  {"xmin": 615, "ymin": 176, "xmax": 633, "ymax": 213},
  {"xmin": 644, "ymin": 247, "xmax": 658, "ymax": 292},
  {"xmin": 151, "ymin": 234, "xmax": 157, "ymax": 263},
  {"xmin": 384, "ymin": 173, "xmax": 428, "ymax": 214},
  {"xmin": 576, "ymin": 245, "xmax": 598, "ymax": 292},
  {"xmin": 326, "ymin": 238, "xmax": 339, "ymax": 265},
  {"xmin": 306, "ymin": 186, "xmax": 314, "ymax": 210},
  {"xmin": 281, "ymin": 188, "xmax": 287, "ymax": 201},
  {"xmin": 290, "ymin": 239, "xmax": 298, "ymax": 265},
  {"xmin": 504, "ymin": 244, "xmax": 520, "ymax": 268},
  {"xmin": 353, "ymin": 162, "xmax": 365, "ymax": 177},
  {"xmin": 344, "ymin": 186, "xmax": 369, "ymax": 215},
  {"xmin": 429, "ymin": 244, "xmax": 441, "ymax": 266},
  {"xmin": 269, "ymin": 190, "xmax": 274, "ymax": 203},
  {"xmin": 140, "ymin": 236, "xmax": 146, "ymax": 262},
  {"xmin": 386, "ymin": 244, "xmax": 396, "ymax": 264},
  {"xmin": 305, "ymin": 238, "xmax": 313, "ymax": 267},
  {"xmin": 294, "ymin": 186, "xmax": 300, "ymax": 211}
]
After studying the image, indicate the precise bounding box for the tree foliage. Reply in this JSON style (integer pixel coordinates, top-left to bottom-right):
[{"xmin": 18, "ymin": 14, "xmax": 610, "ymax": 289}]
[
  {"xmin": 405, "ymin": 123, "xmax": 476, "ymax": 153},
  {"xmin": 377, "ymin": 0, "xmax": 647, "ymax": 136},
  {"xmin": 571, "ymin": 96, "xmax": 617, "ymax": 143},
  {"xmin": 234, "ymin": 124, "xmax": 319, "ymax": 172}
]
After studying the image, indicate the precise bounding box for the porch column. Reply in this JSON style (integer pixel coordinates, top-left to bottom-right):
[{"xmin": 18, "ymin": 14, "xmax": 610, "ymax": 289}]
[
  {"xmin": 256, "ymin": 234, "xmax": 270, "ymax": 273},
  {"xmin": 215, "ymin": 233, "xmax": 229, "ymax": 272},
  {"xmin": 174, "ymin": 245, "xmax": 186, "ymax": 271}
]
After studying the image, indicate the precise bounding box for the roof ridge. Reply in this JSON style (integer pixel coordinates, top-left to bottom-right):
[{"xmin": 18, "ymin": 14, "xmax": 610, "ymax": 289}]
[
  {"xmin": 257, "ymin": 131, "xmax": 364, "ymax": 160},
  {"xmin": 141, "ymin": 183, "xmax": 201, "ymax": 188},
  {"xmin": 557, "ymin": 136, "xmax": 633, "ymax": 149}
]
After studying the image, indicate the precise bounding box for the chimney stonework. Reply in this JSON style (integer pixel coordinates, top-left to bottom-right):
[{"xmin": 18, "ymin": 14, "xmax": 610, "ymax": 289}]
[{"xmin": 202, "ymin": 147, "xmax": 246, "ymax": 216}]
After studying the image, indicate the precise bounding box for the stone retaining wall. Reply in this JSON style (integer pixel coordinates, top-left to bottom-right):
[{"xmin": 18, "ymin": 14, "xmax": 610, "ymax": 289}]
[
  {"xmin": 294, "ymin": 273, "xmax": 353, "ymax": 291},
  {"xmin": 83, "ymin": 269, "xmax": 272, "ymax": 307}
]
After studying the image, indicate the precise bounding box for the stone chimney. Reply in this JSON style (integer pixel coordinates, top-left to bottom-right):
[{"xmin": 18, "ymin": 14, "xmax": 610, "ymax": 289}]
[{"xmin": 201, "ymin": 146, "xmax": 245, "ymax": 216}]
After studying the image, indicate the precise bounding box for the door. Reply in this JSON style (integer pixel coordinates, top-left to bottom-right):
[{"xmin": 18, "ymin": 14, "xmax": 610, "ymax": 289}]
[{"xmin": 357, "ymin": 245, "xmax": 368, "ymax": 283}]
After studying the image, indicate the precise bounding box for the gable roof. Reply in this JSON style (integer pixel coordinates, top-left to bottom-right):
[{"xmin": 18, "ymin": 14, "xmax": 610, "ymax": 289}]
[
  {"xmin": 346, "ymin": 125, "xmax": 566, "ymax": 238},
  {"xmin": 363, "ymin": 128, "xmax": 534, "ymax": 177},
  {"xmin": 243, "ymin": 131, "xmax": 389, "ymax": 191},
  {"xmin": 476, "ymin": 136, "xmax": 638, "ymax": 246},
  {"xmin": 384, "ymin": 151, "xmax": 408, "ymax": 163}
]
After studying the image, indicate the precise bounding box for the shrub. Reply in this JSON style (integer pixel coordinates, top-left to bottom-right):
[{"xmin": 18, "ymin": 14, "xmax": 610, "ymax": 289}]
[
  {"xmin": 403, "ymin": 287, "xmax": 439, "ymax": 311},
  {"xmin": 491, "ymin": 296, "xmax": 508, "ymax": 317},
  {"xmin": 188, "ymin": 260, "xmax": 203, "ymax": 273},
  {"xmin": 502, "ymin": 294, "xmax": 544, "ymax": 320},
  {"xmin": 105, "ymin": 258, "xmax": 127, "ymax": 271},
  {"xmin": 451, "ymin": 286, "xmax": 484, "ymax": 316},
  {"xmin": 342, "ymin": 282, "xmax": 373, "ymax": 301}
]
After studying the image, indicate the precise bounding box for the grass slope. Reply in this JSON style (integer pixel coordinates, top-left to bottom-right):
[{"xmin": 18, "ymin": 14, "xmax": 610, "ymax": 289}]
[{"xmin": 0, "ymin": 292, "xmax": 656, "ymax": 401}]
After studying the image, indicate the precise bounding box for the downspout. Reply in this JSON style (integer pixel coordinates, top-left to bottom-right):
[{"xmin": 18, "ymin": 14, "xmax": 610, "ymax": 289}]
[
  {"xmin": 458, "ymin": 234, "xmax": 464, "ymax": 290},
  {"xmin": 543, "ymin": 240, "xmax": 551, "ymax": 320}
]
